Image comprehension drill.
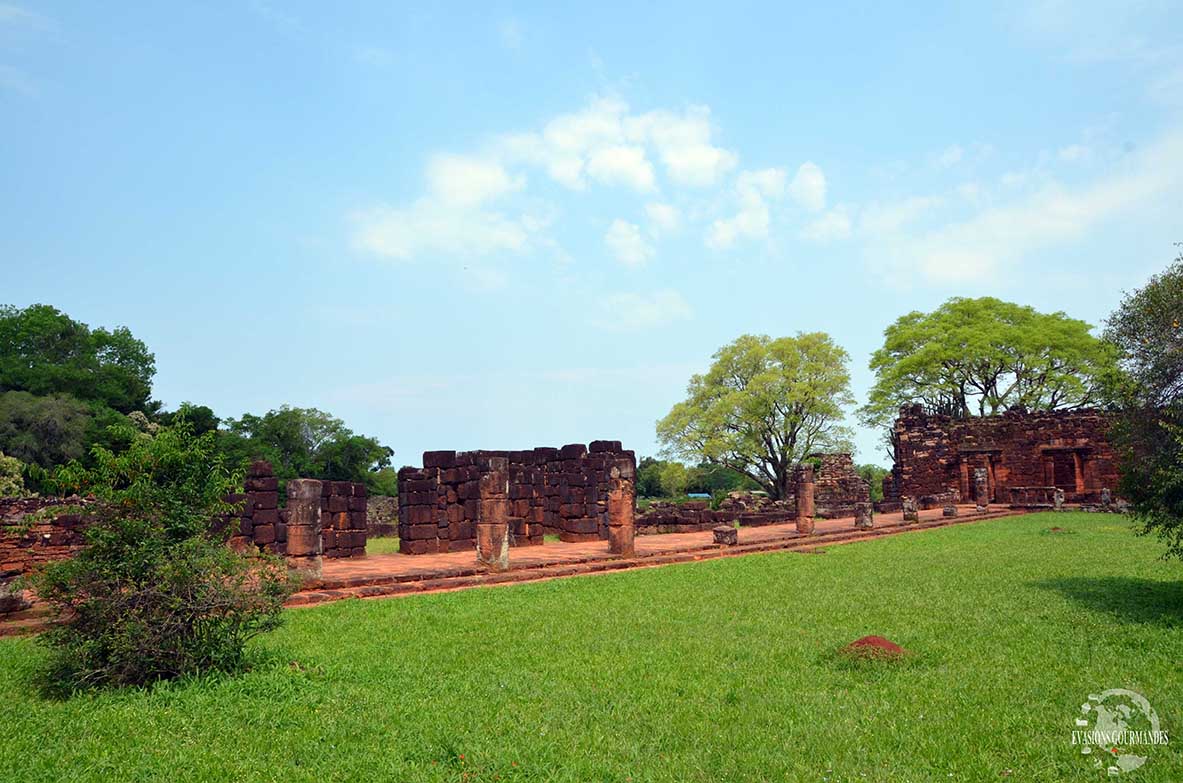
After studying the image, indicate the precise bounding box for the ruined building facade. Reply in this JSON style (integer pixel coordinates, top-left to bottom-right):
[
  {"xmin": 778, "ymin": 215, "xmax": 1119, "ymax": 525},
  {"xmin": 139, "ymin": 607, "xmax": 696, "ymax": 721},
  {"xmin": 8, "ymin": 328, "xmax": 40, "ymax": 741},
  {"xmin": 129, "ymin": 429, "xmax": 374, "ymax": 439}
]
[{"xmin": 884, "ymin": 405, "xmax": 1120, "ymax": 507}]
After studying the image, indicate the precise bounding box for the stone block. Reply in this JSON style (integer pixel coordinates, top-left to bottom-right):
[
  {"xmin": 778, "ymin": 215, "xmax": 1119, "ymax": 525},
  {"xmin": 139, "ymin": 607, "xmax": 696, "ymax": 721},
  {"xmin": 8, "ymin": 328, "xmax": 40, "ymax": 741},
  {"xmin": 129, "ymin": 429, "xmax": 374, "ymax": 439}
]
[{"xmin": 713, "ymin": 525, "xmax": 738, "ymax": 545}]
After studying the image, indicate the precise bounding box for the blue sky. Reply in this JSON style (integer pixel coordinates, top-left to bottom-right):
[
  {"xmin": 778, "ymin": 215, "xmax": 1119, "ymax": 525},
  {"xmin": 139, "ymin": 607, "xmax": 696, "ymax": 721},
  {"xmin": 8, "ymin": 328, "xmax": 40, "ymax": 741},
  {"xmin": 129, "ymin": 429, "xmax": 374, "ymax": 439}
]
[{"xmin": 2, "ymin": 1, "xmax": 1181, "ymax": 467}]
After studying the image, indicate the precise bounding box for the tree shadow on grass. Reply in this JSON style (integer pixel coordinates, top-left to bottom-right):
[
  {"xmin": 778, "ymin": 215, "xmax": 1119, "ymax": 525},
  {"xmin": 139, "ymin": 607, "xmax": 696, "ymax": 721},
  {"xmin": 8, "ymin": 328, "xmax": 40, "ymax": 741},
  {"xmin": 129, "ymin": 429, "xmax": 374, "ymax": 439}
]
[{"xmin": 1034, "ymin": 576, "xmax": 1183, "ymax": 627}]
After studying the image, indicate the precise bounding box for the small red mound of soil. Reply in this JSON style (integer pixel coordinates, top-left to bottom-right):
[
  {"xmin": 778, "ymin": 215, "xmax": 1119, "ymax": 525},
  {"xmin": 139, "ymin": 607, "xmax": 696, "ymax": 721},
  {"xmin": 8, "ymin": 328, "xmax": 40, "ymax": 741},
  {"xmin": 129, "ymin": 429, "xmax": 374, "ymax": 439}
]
[
  {"xmin": 841, "ymin": 635, "xmax": 907, "ymax": 660},
  {"xmin": 1048, "ymin": 527, "xmax": 1067, "ymax": 533}
]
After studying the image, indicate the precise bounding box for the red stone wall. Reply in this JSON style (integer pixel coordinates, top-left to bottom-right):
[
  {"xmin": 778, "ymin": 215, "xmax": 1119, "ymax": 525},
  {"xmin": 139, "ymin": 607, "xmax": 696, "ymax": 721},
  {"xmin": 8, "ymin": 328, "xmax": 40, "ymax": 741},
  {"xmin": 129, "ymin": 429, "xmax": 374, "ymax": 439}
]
[
  {"xmin": 890, "ymin": 405, "xmax": 1120, "ymax": 504},
  {"xmin": 225, "ymin": 461, "xmax": 367, "ymax": 559},
  {"xmin": 396, "ymin": 441, "xmax": 635, "ymax": 555},
  {"xmin": 811, "ymin": 453, "xmax": 871, "ymax": 518},
  {"xmin": 0, "ymin": 496, "xmax": 93, "ymax": 578}
]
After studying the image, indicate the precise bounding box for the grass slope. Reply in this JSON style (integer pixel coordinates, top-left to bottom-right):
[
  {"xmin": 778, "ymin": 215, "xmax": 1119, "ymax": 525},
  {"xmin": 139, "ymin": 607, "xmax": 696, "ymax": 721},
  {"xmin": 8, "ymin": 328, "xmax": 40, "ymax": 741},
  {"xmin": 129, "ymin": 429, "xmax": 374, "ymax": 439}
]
[{"xmin": 1, "ymin": 513, "xmax": 1180, "ymax": 782}]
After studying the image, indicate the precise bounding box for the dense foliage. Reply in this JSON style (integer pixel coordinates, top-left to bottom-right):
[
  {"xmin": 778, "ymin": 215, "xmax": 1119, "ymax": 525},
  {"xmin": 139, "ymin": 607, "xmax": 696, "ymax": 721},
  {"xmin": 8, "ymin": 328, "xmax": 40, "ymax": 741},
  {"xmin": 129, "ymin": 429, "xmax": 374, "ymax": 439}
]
[
  {"xmin": 637, "ymin": 457, "xmax": 759, "ymax": 498},
  {"xmin": 859, "ymin": 298, "xmax": 1118, "ymax": 439},
  {"xmin": 0, "ymin": 303, "xmax": 395, "ymax": 493},
  {"xmin": 35, "ymin": 420, "xmax": 295, "ymax": 691},
  {"xmin": 657, "ymin": 333, "xmax": 854, "ymax": 499},
  {"xmin": 221, "ymin": 405, "xmax": 394, "ymax": 491},
  {"xmin": 0, "ymin": 304, "xmax": 156, "ymax": 414},
  {"xmin": 1104, "ymin": 249, "xmax": 1183, "ymax": 558},
  {"xmin": 0, "ymin": 450, "xmax": 23, "ymax": 496},
  {"xmin": 856, "ymin": 463, "xmax": 890, "ymax": 502}
]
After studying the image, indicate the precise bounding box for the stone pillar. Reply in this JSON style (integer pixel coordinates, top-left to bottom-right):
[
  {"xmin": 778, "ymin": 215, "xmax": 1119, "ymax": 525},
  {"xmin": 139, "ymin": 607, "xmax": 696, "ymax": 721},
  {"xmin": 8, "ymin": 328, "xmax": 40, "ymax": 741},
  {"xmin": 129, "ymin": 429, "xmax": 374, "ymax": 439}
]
[
  {"xmin": 1072, "ymin": 452, "xmax": 1085, "ymax": 494},
  {"xmin": 973, "ymin": 467, "xmax": 989, "ymax": 511},
  {"xmin": 854, "ymin": 501, "xmax": 873, "ymax": 530},
  {"xmin": 901, "ymin": 496, "xmax": 919, "ymax": 523},
  {"xmin": 1100, "ymin": 487, "xmax": 1112, "ymax": 509},
  {"xmin": 477, "ymin": 459, "xmax": 510, "ymax": 571},
  {"xmin": 795, "ymin": 465, "xmax": 815, "ymax": 534},
  {"xmin": 713, "ymin": 525, "xmax": 738, "ymax": 545},
  {"xmin": 285, "ymin": 479, "xmax": 323, "ymax": 579},
  {"xmin": 1053, "ymin": 487, "xmax": 1065, "ymax": 511},
  {"xmin": 607, "ymin": 457, "xmax": 636, "ymax": 557}
]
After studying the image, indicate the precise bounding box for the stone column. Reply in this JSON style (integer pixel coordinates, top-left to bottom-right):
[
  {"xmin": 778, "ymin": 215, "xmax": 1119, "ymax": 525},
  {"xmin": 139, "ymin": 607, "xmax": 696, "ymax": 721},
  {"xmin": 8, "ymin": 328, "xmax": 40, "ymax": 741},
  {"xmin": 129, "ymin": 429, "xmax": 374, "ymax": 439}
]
[
  {"xmin": 477, "ymin": 459, "xmax": 510, "ymax": 571},
  {"xmin": 901, "ymin": 496, "xmax": 919, "ymax": 523},
  {"xmin": 973, "ymin": 467, "xmax": 989, "ymax": 512},
  {"xmin": 1053, "ymin": 487, "xmax": 1065, "ymax": 511},
  {"xmin": 286, "ymin": 479, "xmax": 323, "ymax": 579},
  {"xmin": 854, "ymin": 501, "xmax": 873, "ymax": 530},
  {"xmin": 607, "ymin": 457, "xmax": 636, "ymax": 557},
  {"xmin": 795, "ymin": 465, "xmax": 815, "ymax": 534},
  {"xmin": 1072, "ymin": 452, "xmax": 1085, "ymax": 494}
]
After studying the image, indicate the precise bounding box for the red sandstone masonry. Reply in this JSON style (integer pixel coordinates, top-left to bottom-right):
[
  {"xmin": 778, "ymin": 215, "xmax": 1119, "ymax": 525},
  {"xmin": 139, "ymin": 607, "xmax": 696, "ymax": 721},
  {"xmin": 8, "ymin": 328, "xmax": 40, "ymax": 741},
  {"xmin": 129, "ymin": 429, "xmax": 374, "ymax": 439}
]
[
  {"xmin": 396, "ymin": 442, "xmax": 636, "ymax": 555},
  {"xmin": 889, "ymin": 405, "xmax": 1120, "ymax": 505}
]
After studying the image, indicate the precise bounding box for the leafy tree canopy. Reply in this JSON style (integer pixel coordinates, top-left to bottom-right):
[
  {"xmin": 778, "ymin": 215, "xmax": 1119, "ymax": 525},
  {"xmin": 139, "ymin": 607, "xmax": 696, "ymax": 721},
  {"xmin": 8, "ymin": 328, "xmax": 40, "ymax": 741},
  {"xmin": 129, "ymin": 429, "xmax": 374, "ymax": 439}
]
[
  {"xmin": 0, "ymin": 304, "xmax": 156, "ymax": 414},
  {"xmin": 1104, "ymin": 248, "xmax": 1183, "ymax": 558},
  {"xmin": 657, "ymin": 333, "xmax": 854, "ymax": 499},
  {"xmin": 0, "ymin": 391, "xmax": 93, "ymax": 468},
  {"xmin": 859, "ymin": 297, "xmax": 1117, "ymax": 433},
  {"xmin": 224, "ymin": 405, "xmax": 393, "ymax": 488}
]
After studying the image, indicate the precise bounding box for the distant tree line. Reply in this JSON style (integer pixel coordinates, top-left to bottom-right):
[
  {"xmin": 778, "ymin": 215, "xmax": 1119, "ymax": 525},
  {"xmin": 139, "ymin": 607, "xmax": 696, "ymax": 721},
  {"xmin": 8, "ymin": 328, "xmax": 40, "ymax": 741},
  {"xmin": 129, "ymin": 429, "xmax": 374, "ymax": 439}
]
[{"xmin": 0, "ymin": 304, "xmax": 396, "ymax": 496}]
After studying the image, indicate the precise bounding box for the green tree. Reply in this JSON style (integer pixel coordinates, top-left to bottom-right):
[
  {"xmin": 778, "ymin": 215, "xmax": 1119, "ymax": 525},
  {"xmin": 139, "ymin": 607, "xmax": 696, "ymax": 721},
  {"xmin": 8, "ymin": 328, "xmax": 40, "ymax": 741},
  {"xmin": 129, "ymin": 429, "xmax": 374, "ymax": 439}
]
[
  {"xmin": 0, "ymin": 450, "xmax": 23, "ymax": 496},
  {"xmin": 225, "ymin": 406, "xmax": 393, "ymax": 489},
  {"xmin": 0, "ymin": 391, "xmax": 92, "ymax": 468},
  {"xmin": 1104, "ymin": 248, "xmax": 1183, "ymax": 558},
  {"xmin": 658, "ymin": 461, "xmax": 689, "ymax": 498},
  {"xmin": 856, "ymin": 464, "xmax": 890, "ymax": 502},
  {"xmin": 860, "ymin": 298, "xmax": 1117, "ymax": 437},
  {"xmin": 0, "ymin": 304, "xmax": 156, "ymax": 414},
  {"xmin": 36, "ymin": 418, "xmax": 295, "ymax": 691},
  {"xmin": 685, "ymin": 462, "xmax": 760, "ymax": 494},
  {"xmin": 636, "ymin": 457, "xmax": 664, "ymax": 497},
  {"xmin": 657, "ymin": 333, "xmax": 855, "ymax": 499}
]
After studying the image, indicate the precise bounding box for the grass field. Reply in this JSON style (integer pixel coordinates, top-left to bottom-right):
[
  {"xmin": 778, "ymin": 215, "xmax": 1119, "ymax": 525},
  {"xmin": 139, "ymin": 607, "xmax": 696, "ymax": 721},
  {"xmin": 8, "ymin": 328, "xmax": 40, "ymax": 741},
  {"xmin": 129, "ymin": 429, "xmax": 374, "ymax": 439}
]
[{"xmin": 1, "ymin": 512, "xmax": 1180, "ymax": 782}]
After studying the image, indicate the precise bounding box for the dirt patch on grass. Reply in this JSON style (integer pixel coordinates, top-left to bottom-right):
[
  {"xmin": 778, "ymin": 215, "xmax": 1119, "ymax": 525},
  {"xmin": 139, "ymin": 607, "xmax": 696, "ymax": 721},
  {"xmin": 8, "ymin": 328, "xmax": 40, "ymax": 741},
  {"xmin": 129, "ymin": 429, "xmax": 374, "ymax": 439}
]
[{"xmin": 840, "ymin": 635, "xmax": 908, "ymax": 660}]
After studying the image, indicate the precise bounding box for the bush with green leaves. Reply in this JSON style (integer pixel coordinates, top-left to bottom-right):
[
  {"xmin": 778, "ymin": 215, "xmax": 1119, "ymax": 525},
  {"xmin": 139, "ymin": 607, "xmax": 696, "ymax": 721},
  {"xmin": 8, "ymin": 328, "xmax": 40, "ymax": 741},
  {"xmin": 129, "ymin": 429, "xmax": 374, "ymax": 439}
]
[
  {"xmin": 1104, "ymin": 248, "xmax": 1183, "ymax": 558},
  {"xmin": 35, "ymin": 419, "xmax": 296, "ymax": 692},
  {"xmin": 0, "ymin": 450, "xmax": 23, "ymax": 497}
]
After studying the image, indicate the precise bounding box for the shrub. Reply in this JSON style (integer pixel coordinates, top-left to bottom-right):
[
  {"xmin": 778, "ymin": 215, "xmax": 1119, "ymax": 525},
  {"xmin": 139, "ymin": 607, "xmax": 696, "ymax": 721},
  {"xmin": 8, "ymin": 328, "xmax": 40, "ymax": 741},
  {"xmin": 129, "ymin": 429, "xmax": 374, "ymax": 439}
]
[
  {"xmin": 35, "ymin": 418, "xmax": 296, "ymax": 692},
  {"xmin": 0, "ymin": 450, "xmax": 23, "ymax": 496}
]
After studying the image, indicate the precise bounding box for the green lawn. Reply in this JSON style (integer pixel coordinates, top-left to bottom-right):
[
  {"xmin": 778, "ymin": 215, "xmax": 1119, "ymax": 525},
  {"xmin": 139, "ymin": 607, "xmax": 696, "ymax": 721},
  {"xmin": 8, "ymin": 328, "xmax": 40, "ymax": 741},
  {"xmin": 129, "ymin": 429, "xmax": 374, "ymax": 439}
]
[{"xmin": 2, "ymin": 513, "xmax": 1181, "ymax": 782}]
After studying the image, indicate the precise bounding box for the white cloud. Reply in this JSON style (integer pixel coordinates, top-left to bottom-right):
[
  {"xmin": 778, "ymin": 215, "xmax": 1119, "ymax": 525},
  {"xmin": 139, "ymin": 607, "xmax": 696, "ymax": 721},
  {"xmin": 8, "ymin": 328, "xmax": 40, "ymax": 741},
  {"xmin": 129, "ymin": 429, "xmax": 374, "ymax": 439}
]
[
  {"xmin": 801, "ymin": 206, "xmax": 853, "ymax": 242},
  {"xmin": 645, "ymin": 202, "xmax": 681, "ymax": 235},
  {"xmin": 934, "ymin": 145, "xmax": 964, "ymax": 168},
  {"xmin": 425, "ymin": 154, "xmax": 523, "ymax": 207},
  {"xmin": 875, "ymin": 129, "xmax": 1183, "ymax": 283},
  {"xmin": 787, "ymin": 162, "xmax": 826, "ymax": 211},
  {"xmin": 604, "ymin": 219, "xmax": 654, "ymax": 265},
  {"xmin": 591, "ymin": 290, "xmax": 692, "ymax": 331},
  {"xmin": 860, "ymin": 195, "xmax": 944, "ymax": 236},
  {"xmin": 631, "ymin": 106, "xmax": 738, "ymax": 187},
  {"xmin": 350, "ymin": 200, "xmax": 544, "ymax": 260},
  {"xmin": 586, "ymin": 145, "xmax": 656, "ymax": 191},
  {"xmin": 706, "ymin": 167, "xmax": 787, "ymax": 249}
]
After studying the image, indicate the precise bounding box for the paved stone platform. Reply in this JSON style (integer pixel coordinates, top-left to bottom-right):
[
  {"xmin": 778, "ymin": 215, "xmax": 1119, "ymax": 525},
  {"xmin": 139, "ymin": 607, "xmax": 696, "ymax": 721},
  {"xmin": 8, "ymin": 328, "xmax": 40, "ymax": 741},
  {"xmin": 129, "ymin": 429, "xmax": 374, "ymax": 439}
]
[
  {"xmin": 0, "ymin": 505, "xmax": 1026, "ymax": 636},
  {"xmin": 292, "ymin": 504, "xmax": 1025, "ymax": 607}
]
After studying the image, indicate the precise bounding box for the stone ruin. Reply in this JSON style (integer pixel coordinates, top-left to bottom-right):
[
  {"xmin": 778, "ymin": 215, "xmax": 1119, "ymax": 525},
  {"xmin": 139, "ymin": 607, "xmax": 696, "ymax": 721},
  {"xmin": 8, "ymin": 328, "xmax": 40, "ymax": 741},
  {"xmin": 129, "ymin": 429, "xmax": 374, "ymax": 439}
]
[
  {"xmin": 882, "ymin": 405, "xmax": 1120, "ymax": 511},
  {"xmin": 396, "ymin": 442, "xmax": 636, "ymax": 555},
  {"xmin": 0, "ymin": 459, "xmax": 368, "ymax": 595},
  {"xmin": 224, "ymin": 461, "xmax": 368, "ymax": 560},
  {"xmin": 635, "ymin": 453, "xmax": 870, "ymax": 533}
]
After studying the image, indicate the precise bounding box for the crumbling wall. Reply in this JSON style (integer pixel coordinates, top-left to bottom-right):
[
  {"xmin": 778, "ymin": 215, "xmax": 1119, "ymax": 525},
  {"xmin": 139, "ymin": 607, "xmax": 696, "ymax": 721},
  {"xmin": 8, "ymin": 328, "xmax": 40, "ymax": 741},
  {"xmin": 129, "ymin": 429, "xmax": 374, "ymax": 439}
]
[
  {"xmin": 226, "ymin": 461, "xmax": 367, "ymax": 559},
  {"xmin": 396, "ymin": 441, "xmax": 635, "ymax": 555},
  {"xmin": 890, "ymin": 405, "xmax": 1119, "ymax": 504},
  {"xmin": 0, "ymin": 496, "xmax": 93, "ymax": 578},
  {"xmin": 811, "ymin": 453, "xmax": 871, "ymax": 519}
]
